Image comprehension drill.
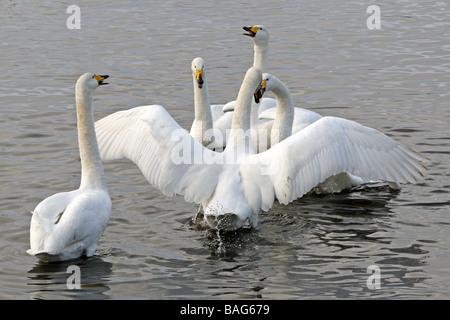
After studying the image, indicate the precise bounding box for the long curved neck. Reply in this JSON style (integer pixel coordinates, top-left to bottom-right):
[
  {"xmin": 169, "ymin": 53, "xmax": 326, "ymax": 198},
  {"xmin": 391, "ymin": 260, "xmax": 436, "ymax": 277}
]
[
  {"xmin": 76, "ymin": 85, "xmax": 107, "ymax": 190},
  {"xmin": 253, "ymin": 41, "xmax": 268, "ymax": 71},
  {"xmin": 191, "ymin": 75, "xmax": 213, "ymax": 146},
  {"xmin": 227, "ymin": 71, "xmax": 259, "ymax": 154},
  {"xmin": 270, "ymin": 77, "xmax": 294, "ymax": 146}
]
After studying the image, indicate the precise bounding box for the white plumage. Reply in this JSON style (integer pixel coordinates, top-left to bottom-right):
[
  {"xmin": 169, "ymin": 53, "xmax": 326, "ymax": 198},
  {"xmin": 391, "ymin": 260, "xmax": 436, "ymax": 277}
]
[
  {"xmin": 28, "ymin": 73, "xmax": 111, "ymax": 262},
  {"xmin": 95, "ymin": 67, "xmax": 427, "ymax": 230}
]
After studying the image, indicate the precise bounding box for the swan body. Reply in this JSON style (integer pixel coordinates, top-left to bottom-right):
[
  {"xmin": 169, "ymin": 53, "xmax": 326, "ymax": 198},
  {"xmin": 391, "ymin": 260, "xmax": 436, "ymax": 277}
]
[
  {"xmin": 95, "ymin": 67, "xmax": 427, "ymax": 231},
  {"xmin": 28, "ymin": 73, "xmax": 111, "ymax": 262}
]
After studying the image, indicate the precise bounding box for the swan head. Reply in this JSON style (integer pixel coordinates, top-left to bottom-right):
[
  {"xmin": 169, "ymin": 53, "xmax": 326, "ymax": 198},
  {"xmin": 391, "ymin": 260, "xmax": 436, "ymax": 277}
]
[
  {"xmin": 191, "ymin": 57, "xmax": 205, "ymax": 89},
  {"xmin": 76, "ymin": 73, "xmax": 109, "ymax": 91},
  {"xmin": 243, "ymin": 25, "xmax": 269, "ymax": 46}
]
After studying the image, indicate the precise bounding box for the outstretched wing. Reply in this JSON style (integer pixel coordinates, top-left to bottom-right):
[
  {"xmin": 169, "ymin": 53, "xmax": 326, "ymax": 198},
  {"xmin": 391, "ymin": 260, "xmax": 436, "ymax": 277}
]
[
  {"xmin": 254, "ymin": 116, "xmax": 428, "ymax": 204},
  {"xmin": 95, "ymin": 105, "xmax": 223, "ymax": 203}
]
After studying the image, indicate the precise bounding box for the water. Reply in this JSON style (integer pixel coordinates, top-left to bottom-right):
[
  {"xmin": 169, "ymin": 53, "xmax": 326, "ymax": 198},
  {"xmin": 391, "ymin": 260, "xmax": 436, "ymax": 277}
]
[{"xmin": 1, "ymin": 0, "xmax": 449, "ymax": 300}]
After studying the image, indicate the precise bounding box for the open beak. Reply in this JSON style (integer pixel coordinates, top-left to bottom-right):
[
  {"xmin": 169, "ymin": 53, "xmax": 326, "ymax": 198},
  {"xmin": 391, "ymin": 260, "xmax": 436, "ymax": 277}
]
[
  {"xmin": 243, "ymin": 26, "xmax": 259, "ymax": 37},
  {"xmin": 254, "ymin": 80, "xmax": 266, "ymax": 103},
  {"xmin": 196, "ymin": 69, "xmax": 204, "ymax": 89},
  {"xmin": 94, "ymin": 74, "xmax": 109, "ymax": 86}
]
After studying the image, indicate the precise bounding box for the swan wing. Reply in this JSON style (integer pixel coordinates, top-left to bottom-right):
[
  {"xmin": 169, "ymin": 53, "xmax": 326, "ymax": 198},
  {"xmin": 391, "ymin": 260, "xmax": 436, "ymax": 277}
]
[
  {"xmin": 255, "ymin": 116, "xmax": 428, "ymax": 204},
  {"xmin": 28, "ymin": 192, "xmax": 75, "ymax": 255},
  {"xmin": 95, "ymin": 105, "xmax": 222, "ymax": 203},
  {"xmin": 30, "ymin": 190, "xmax": 78, "ymax": 234}
]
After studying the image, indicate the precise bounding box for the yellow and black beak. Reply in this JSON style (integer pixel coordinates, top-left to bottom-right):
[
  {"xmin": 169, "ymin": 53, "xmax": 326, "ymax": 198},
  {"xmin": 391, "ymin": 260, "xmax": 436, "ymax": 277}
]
[
  {"xmin": 254, "ymin": 80, "xmax": 266, "ymax": 103},
  {"xmin": 243, "ymin": 26, "xmax": 260, "ymax": 37},
  {"xmin": 196, "ymin": 69, "xmax": 204, "ymax": 89},
  {"xmin": 94, "ymin": 74, "xmax": 109, "ymax": 86}
]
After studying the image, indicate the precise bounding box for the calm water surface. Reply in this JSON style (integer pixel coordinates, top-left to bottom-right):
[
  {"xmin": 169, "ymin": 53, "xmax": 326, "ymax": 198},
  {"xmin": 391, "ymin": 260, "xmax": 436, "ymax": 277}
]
[{"xmin": 1, "ymin": 0, "xmax": 449, "ymax": 299}]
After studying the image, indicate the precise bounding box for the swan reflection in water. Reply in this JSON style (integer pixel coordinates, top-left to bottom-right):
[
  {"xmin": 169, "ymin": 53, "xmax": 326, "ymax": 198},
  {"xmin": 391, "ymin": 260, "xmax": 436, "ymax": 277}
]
[{"xmin": 27, "ymin": 256, "xmax": 113, "ymax": 299}]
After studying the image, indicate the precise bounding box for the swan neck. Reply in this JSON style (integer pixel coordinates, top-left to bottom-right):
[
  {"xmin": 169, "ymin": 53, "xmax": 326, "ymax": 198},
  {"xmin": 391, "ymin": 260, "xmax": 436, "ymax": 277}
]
[
  {"xmin": 250, "ymin": 100, "xmax": 259, "ymax": 127},
  {"xmin": 227, "ymin": 72, "xmax": 259, "ymax": 154},
  {"xmin": 230, "ymin": 79, "xmax": 254, "ymax": 133},
  {"xmin": 191, "ymin": 75, "xmax": 213, "ymax": 145},
  {"xmin": 76, "ymin": 85, "xmax": 107, "ymax": 190},
  {"xmin": 253, "ymin": 43, "xmax": 268, "ymax": 71},
  {"xmin": 270, "ymin": 78, "xmax": 294, "ymax": 145}
]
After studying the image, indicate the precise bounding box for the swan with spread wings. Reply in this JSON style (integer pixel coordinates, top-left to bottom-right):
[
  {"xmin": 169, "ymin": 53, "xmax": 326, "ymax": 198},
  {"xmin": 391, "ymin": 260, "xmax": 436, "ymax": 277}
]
[{"xmin": 95, "ymin": 67, "xmax": 427, "ymax": 230}]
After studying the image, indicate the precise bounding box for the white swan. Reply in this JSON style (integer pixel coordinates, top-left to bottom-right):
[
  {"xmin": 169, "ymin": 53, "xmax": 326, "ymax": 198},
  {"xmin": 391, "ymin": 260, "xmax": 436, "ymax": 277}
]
[
  {"xmin": 95, "ymin": 67, "xmax": 427, "ymax": 231},
  {"xmin": 27, "ymin": 73, "xmax": 112, "ymax": 262},
  {"xmin": 189, "ymin": 57, "xmax": 232, "ymax": 151}
]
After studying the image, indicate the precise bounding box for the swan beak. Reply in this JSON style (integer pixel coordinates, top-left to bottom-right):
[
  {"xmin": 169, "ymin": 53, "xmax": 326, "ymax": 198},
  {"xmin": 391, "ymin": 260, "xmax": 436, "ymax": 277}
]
[
  {"xmin": 254, "ymin": 80, "xmax": 266, "ymax": 103},
  {"xmin": 243, "ymin": 26, "xmax": 259, "ymax": 37},
  {"xmin": 196, "ymin": 69, "xmax": 204, "ymax": 89},
  {"xmin": 94, "ymin": 74, "xmax": 109, "ymax": 86}
]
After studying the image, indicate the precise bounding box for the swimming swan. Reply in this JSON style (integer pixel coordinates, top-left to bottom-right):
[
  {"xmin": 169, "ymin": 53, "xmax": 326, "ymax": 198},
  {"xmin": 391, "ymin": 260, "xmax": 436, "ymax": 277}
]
[
  {"xmin": 189, "ymin": 57, "xmax": 233, "ymax": 151},
  {"xmin": 95, "ymin": 67, "xmax": 427, "ymax": 231},
  {"xmin": 28, "ymin": 73, "xmax": 112, "ymax": 262}
]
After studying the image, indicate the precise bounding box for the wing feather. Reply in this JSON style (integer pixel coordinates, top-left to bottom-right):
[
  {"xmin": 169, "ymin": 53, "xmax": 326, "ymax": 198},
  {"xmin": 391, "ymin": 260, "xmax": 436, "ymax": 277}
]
[
  {"xmin": 95, "ymin": 105, "xmax": 222, "ymax": 203},
  {"xmin": 255, "ymin": 116, "xmax": 428, "ymax": 204}
]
